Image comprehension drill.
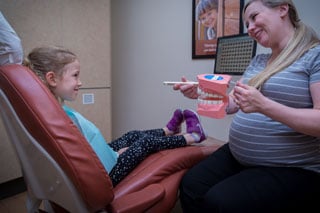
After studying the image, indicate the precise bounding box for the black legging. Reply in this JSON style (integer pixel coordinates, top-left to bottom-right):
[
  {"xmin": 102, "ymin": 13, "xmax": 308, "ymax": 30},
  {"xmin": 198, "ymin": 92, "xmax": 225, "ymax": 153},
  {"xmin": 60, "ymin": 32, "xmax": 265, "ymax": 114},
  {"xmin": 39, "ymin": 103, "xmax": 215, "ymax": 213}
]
[
  {"xmin": 179, "ymin": 143, "xmax": 320, "ymax": 213},
  {"xmin": 109, "ymin": 129, "xmax": 186, "ymax": 186}
]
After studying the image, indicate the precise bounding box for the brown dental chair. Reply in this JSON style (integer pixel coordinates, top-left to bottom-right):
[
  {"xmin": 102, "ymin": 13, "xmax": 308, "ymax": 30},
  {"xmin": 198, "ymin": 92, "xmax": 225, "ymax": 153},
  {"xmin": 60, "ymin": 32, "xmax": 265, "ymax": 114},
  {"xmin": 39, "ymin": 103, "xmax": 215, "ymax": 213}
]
[{"xmin": 0, "ymin": 64, "xmax": 221, "ymax": 213}]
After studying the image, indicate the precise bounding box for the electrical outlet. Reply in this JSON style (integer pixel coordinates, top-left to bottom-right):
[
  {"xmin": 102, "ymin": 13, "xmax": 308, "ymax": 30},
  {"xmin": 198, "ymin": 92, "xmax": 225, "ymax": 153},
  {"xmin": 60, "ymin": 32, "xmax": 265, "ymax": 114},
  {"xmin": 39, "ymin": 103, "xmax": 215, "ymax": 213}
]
[{"xmin": 82, "ymin": 93, "xmax": 94, "ymax": 104}]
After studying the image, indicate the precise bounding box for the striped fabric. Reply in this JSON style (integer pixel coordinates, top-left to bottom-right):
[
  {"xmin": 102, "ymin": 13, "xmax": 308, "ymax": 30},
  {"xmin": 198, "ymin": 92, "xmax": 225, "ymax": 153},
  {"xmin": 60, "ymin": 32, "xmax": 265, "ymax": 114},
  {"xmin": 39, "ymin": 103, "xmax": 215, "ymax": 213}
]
[{"xmin": 229, "ymin": 45, "xmax": 320, "ymax": 173}]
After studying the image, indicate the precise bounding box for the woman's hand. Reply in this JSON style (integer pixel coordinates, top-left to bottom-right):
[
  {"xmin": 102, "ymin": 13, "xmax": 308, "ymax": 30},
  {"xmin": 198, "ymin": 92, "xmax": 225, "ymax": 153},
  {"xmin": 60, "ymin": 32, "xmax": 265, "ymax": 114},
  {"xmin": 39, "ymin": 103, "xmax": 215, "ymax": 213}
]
[
  {"xmin": 173, "ymin": 76, "xmax": 199, "ymax": 99},
  {"xmin": 233, "ymin": 81, "xmax": 267, "ymax": 113},
  {"xmin": 233, "ymin": 82, "xmax": 320, "ymax": 138}
]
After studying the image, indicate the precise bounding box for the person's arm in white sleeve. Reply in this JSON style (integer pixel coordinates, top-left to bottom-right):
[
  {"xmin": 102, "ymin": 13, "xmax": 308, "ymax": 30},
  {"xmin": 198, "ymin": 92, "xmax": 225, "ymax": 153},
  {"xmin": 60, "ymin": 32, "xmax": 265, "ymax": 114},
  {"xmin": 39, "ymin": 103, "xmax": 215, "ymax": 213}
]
[{"xmin": 0, "ymin": 11, "xmax": 23, "ymax": 65}]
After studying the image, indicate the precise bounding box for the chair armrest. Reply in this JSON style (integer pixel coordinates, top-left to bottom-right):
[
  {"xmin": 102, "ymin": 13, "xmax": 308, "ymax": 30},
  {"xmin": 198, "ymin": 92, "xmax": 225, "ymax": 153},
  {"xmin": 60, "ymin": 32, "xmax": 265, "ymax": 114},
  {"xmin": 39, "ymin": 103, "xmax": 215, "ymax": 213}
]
[{"xmin": 109, "ymin": 184, "xmax": 165, "ymax": 213}]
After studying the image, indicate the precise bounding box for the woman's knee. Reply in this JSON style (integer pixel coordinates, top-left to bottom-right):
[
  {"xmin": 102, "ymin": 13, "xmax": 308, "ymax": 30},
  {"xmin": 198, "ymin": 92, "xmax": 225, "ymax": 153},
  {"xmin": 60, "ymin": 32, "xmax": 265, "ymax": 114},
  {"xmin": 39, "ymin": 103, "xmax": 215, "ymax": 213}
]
[
  {"xmin": 180, "ymin": 167, "xmax": 211, "ymax": 199},
  {"xmin": 202, "ymin": 188, "xmax": 230, "ymax": 212}
]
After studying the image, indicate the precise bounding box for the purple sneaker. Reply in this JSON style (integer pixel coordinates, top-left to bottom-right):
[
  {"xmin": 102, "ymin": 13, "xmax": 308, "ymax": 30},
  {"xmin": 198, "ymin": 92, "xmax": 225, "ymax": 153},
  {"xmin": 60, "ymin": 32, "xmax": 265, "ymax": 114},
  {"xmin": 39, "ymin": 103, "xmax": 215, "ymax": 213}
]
[
  {"xmin": 183, "ymin": 109, "xmax": 206, "ymax": 143},
  {"xmin": 166, "ymin": 109, "xmax": 184, "ymax": 134}
]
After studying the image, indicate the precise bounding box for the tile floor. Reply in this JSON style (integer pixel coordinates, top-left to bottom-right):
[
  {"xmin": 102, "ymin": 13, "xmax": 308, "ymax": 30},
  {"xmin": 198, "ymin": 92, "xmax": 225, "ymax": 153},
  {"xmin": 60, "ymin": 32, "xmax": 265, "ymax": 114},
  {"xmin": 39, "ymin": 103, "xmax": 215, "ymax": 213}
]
[{"xmin": 0, "ymin": 191, "xmax": 28, "ymax": 213}]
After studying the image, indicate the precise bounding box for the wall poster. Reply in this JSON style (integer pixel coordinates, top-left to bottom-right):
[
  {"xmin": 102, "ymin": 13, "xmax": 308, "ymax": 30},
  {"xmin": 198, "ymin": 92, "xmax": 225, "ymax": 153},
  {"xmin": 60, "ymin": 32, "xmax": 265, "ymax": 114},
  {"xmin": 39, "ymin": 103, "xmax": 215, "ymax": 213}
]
[{"xmin": 192, "ymin": 0, "xmax": 244, "ymax": 59}]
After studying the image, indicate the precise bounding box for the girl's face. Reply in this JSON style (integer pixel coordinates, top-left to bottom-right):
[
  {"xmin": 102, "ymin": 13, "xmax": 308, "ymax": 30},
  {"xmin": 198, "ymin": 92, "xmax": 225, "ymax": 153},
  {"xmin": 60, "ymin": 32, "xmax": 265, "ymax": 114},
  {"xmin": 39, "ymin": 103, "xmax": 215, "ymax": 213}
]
[
  {"xmin": 244, "ymin": 1, "xmax": 286, "ymax": 48},
  {"xmin": 52, "ymin": 59, "xmax": 82, "ymax": 102},
  {"xmin": 199, "ymin": 8, "xmax": 218, "ymax": 29}
]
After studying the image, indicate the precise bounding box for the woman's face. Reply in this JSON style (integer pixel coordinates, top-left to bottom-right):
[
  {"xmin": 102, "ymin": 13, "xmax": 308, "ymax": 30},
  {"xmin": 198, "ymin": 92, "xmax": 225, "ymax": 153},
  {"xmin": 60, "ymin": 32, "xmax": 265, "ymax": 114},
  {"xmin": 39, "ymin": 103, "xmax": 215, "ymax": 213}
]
[
  {"xmin": 244, "ymin": 1, "xmax": 285, "ymax": 48},
  {"xmin": 199, "ymin": 8, "xmax": 218, "ymax": 29}
]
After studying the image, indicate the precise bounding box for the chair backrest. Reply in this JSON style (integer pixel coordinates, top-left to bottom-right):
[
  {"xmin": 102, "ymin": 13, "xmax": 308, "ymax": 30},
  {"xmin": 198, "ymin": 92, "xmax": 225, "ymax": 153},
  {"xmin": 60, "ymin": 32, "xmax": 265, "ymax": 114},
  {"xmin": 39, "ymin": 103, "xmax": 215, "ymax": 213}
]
[{"xmin": 0, "ymin": 64, "xmax": 113, "ymax": 212}]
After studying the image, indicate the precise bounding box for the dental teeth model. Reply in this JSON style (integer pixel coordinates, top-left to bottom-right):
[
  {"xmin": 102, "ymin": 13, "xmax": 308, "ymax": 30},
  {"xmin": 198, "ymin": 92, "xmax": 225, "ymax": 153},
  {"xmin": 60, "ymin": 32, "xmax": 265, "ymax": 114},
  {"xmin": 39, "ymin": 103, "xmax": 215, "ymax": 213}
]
[{"xmin": 197, "ymin": 74, "xmax": 231, "ymax": 119}]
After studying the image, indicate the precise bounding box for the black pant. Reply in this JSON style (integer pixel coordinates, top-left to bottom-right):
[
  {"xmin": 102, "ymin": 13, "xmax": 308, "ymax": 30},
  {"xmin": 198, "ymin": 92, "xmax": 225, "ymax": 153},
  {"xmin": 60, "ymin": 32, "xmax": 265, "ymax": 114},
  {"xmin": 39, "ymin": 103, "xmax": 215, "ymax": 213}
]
[
  {"xmin": 109, "ymin": 129, "xmax": 186, "ymax": 186},
  {"xmin": 179, "ymin": 143, "xmax": 320, "ymax": 213}
]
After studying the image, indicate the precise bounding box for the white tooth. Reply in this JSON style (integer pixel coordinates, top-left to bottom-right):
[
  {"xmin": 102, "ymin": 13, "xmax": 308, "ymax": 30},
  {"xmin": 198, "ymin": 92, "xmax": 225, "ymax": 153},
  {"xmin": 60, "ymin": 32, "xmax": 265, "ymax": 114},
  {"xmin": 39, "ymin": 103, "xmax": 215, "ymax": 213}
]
[{"xmin": 208, "ymin": 93, "xmax": 214, "ymax": 98}]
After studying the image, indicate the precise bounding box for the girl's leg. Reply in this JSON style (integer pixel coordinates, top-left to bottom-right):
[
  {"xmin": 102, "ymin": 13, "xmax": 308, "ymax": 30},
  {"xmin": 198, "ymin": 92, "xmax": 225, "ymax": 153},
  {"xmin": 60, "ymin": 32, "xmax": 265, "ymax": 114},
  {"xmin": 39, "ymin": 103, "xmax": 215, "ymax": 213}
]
[
  {"xmin": 109, "ymin": 134, "xmax": 187, "ymax": 186},
  {"xmin": 109, "ymin": 108, "xmax": 184, "ymax": 151},
  {"xmin": 109, "ymin": 129, "xmax": 164, "ymax": 151}
]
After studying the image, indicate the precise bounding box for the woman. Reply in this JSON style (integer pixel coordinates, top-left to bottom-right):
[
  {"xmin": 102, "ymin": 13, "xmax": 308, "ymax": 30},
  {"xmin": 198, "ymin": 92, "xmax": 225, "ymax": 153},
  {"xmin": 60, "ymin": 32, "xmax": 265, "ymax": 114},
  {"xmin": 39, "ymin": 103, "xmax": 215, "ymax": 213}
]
[{"xmin": 174, "ymin": 0, "xmax": 320, "ymax": 212}]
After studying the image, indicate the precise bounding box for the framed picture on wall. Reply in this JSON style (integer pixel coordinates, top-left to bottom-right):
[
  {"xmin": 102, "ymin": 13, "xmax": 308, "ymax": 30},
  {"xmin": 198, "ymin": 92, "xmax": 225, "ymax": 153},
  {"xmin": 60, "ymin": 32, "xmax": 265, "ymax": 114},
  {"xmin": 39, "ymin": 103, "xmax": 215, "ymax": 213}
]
[{"xmin": 192, "ymin": 0, "xmax": 245, "ymax": 59}]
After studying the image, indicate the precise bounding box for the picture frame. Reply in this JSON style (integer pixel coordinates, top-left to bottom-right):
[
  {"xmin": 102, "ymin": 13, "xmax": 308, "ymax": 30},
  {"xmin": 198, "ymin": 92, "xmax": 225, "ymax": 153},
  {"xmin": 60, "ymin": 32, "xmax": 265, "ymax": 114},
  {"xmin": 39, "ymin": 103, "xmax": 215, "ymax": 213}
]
[
  {"xmin": 214, "ymin": 33, "xmax": 257, "ymax": 75},
  {"xmin": 192, "ymin": 0, "xmax": 245, "ymax": 59}
]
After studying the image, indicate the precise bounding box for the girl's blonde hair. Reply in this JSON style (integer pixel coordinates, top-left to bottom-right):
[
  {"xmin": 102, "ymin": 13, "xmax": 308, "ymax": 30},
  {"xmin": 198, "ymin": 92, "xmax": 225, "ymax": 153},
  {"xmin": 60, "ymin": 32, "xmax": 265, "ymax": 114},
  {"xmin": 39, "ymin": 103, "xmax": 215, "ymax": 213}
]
[
  {"xmin": 23, "ymin": 46, "xmax": 77, "ymax": 102},
  {"xmin": 244, "ymin": 0, "xmax": 320, "ymax": 89},
  {"xmin": 23, "ymin": 46, "xmax": 77, "ymax": 85}
]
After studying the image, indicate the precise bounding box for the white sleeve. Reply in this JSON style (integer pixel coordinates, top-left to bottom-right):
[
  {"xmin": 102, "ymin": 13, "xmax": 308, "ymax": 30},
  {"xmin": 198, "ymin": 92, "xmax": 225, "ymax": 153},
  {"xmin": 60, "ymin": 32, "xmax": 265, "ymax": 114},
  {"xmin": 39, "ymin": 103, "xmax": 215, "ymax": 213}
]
[{"xmin": 0, "ymin": 11, "xmax": 23, "ymax": 65}]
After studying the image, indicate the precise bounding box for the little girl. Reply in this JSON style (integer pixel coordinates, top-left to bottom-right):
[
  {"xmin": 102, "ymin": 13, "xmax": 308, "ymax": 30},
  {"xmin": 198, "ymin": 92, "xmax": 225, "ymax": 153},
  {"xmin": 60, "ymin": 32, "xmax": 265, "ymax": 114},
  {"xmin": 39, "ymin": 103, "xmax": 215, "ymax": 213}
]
[{"xmin": 23, "ymin": 46, "xmax": 207, "ymax": 186}]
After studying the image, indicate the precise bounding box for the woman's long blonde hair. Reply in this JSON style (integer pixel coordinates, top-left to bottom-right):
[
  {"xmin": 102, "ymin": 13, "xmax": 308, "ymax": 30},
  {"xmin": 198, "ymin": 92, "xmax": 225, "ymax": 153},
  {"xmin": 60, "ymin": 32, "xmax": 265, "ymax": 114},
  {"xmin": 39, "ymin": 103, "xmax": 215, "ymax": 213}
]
[{"xmin": 244, "ymin": 0, "xmax": 320, "ymax": 90}]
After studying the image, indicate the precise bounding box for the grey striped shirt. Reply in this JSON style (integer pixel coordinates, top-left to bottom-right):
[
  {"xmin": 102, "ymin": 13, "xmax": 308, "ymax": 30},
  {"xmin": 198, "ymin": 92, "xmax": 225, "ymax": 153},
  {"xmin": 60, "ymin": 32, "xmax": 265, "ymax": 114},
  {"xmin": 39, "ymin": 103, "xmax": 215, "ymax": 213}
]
[{"xmin": 229, "ymin": 45, "xmax": 320, "ymax": 173}]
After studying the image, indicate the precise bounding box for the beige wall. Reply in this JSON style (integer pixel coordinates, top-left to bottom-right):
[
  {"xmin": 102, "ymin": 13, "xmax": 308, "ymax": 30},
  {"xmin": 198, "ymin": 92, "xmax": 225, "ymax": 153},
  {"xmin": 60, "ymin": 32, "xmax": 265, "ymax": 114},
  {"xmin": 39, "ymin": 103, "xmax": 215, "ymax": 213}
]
[{"xmin": 0, "ymin": 0, "xmax": 111, "ymax": 183}]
